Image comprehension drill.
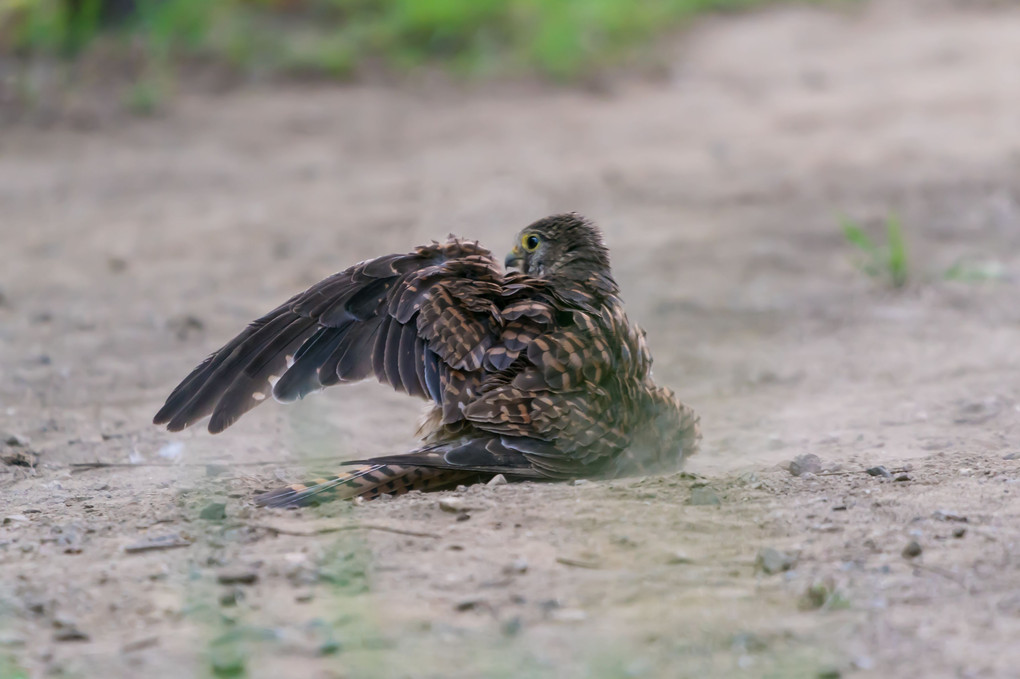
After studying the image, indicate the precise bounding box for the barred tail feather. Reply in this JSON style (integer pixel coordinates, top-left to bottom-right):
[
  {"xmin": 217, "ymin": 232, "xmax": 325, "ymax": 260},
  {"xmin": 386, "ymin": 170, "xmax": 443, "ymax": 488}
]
[{"xmin": 255, "ymin": 463, "xmax": 471, "ymax": 508}]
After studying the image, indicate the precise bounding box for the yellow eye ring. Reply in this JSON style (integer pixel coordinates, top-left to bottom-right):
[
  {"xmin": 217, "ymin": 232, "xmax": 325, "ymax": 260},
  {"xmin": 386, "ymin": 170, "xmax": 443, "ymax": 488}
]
[{"xmin": 522, "ymin": 233, "xmax": 540, "ymax": 252}]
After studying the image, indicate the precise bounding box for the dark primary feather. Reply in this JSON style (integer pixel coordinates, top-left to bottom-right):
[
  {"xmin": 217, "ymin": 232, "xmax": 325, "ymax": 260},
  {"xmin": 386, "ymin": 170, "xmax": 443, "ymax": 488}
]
[{"xmin": 155, "ymin": 213, "xmax": 701, "ymax": 505}]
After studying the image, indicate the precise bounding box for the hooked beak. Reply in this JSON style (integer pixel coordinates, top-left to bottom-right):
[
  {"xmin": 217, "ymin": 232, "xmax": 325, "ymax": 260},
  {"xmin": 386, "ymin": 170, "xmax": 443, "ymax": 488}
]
[{"xmin": 504, "ymin": 246, "xmax": 524, "ymax": 272}]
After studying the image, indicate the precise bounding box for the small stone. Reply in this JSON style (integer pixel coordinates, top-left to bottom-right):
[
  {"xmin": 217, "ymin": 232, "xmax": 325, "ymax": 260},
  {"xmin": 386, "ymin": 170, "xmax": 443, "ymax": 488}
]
[
  {"xmin": 219, "ymin": 589, "xmax": 241, "ymax": 607},
  {"xmin": 1, "ymin": 450, "xmax": 38, "ymax": 467},
  {"xmin": 894, "ymin": 474, "xmax": 911, "ymax": 482},
  {"xmin": 737, "ymin": 471, "xmax": 760, "ymax": 485},
  {"xmin": 487, "ymin": 474, "xmax": 508, "ymax": 487},
  {"xmin": 932, "ymin": 510, "xmax": 967, "ymax": 522},
  {"xmin": 952, "ymin": 527, "xmax": 967, "ymax": 538},
  {"xmin": 455, "ymin": 599, "xmax": 484, "ymax": 612},
  {"xmin": 122, "ymin": 637, "xmax": 159, "ymax": 653},
  {"xmin": 1003, "ymin": 452, "xmax": 1020, "ymax": 460},
  {"xmin": 688, "ymin": 487, "xmax": 721, "ymax": 506},
  {"xmin": 755, "ymin": 547, "xmax": 796, "ymax": 575},
  {"xmin": 124, "ymin": 534, "xmax": 192, "ymax": 553},
  {"xmin": 666, "ymin": 551, "xmax": 695, "ymax": 565},
  {"xmin": 503, "ymin": 559, "xmax": 528, "ymax": 575},
  {"xmin": 3, "ymin": 433, "xmax": 30, "ymax": 447},
  {"xmin": 3, "ymin": 515, "xmax": 29, "ymax": 525},
  {"xmin": 866, "ymin": 466, "xmax": 892, "ymax": 478},
  {"xmin": 216, "ymin": 568, "xmax": 258, "ymax": 585},
  {"xmin": 439, "ymin": 497, "xmax": 468, "ymax": 513},
  {"xmin": 199, "ymin": 503, "xmax": 227, "ymax": 521},
  {"xmin": 788, "ymin": 454, "xmax": 822, "ymax": 477},
  {"xmin": 902, "ymin": 540, "xmax": 923, "ymax": 558},
  {"xmin": 610, "ymin": 534, "xmax": 638, "ymax": 548},
  {"xmin": 53, "ymin": 628, "xmax": 90, "ymax": 642},
  {"xmin": 53, "ymin": 617, "xmax": 88, "ymax": 642}
]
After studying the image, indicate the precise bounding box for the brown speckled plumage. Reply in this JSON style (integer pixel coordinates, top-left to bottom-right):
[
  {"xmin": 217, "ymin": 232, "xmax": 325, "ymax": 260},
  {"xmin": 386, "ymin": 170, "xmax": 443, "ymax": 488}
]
[{"xmin": 154, "ymin": 213, "xmax": 700, "ymax": 507}]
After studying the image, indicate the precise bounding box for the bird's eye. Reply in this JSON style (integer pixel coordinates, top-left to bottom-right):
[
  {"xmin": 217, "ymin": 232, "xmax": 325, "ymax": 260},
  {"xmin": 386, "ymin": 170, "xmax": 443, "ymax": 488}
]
[{"xmin": 522, "ymin": 234, "xmax": 540, "ymax": 252}]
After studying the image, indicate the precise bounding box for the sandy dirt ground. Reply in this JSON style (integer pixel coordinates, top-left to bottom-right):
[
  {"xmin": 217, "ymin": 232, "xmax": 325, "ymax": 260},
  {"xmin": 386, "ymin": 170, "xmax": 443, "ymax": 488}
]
[{"xmin": 3, "ymin": 1, "xmax": 1020, "ymax": 677}]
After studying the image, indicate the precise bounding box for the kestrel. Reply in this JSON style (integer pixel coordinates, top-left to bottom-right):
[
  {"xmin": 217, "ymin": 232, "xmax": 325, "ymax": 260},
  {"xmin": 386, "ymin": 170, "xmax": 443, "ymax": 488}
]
[{"xmin": 154, "ymin": 213, "xmax": 700, "ymax": 506}]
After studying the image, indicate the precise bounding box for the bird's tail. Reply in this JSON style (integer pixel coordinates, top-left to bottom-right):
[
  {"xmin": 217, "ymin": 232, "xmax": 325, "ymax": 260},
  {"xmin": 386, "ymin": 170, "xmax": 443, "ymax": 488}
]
[{"xmin": 254, "ymin": 463, "xmax": 473, "ymax": 508}]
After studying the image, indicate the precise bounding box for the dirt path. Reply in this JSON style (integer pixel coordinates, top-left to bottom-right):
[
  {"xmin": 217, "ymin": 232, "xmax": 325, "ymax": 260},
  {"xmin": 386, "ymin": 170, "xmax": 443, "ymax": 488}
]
[{"xmin": 2, "ymin": 1, "xmax": 1020, "ymax": 677}]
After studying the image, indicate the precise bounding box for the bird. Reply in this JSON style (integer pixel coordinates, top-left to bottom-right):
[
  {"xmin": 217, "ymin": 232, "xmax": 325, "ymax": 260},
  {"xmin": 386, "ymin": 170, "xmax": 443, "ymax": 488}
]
[{"xmin": 153, "ymin": 213, "xmax": 700, "ymax": 507}]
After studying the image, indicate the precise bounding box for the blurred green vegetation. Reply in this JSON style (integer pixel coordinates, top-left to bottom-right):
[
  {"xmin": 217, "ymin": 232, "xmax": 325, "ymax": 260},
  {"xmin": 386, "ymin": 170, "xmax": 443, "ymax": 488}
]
[
  {"xmin": 2, "ymin": 0, "xmax": 821, "ymax": 82},
  {"xmin": 842, "ymin": 215, "xmax": 910, "ymax": 289}
]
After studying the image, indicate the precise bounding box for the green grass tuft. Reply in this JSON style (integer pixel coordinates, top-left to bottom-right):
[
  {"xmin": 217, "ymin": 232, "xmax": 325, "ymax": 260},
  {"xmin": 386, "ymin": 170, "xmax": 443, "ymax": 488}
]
[{"xmin": 841, "ymin": 214, "xmax": 909, "ymax": 288}]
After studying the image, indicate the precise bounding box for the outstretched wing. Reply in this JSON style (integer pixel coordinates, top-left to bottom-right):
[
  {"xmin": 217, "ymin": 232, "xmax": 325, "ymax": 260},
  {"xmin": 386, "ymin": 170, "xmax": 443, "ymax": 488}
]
[{"xmin": 153, "ymin": 238, "xmax": 504, "ymax": 434}]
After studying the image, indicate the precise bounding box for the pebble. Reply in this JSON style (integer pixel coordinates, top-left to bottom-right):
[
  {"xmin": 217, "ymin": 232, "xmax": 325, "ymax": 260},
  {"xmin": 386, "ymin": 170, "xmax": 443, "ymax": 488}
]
[
  {"xmin": 502, "ymin": 559, "xmax": 529, "ymax": 575},
  {"xmin": 217, "ymin": 568, "xmax": 259, "ymax": 585},
  {"xmin": 666, "ymin": 551, "xmax": 695, "ymax": 565},
  {"xmin": 124, "ymin": 534, "xmax": 192, "ymax": 553},
  {"xmin": 902, "ymin": 540, "xmax": 923, "ymax": 558},
  {"xmin": 487, "ymin": 474, "xmax": 508, "ymax": 487},
  {"xmin": 1003, "ymin": 452, "xmax": 1019, "ymax": 460},
  {"xmin": 53, "ymin": 628, "xmax": 90, "ymax": 642},
  {"xmin": 218, "ymin": 589, "xmax": 241, "ymax": 607},
  {"xmin": 866, "ymin": 466, "xmax": 893, "ymax": 478},
  {"xmin": 788, "ymin": 454, "xmax": 822, "ymax": 477},
  {"xmin": 3, "ymin": 433, "xmax": 30, "ymax": 447},
  {"xmin": 439, "ymin": 497, "xmax": 468, "ymax": 513},
  {"xmin": 455, "ymin": 599, "xmax": 484, "ymax": 612},
  {"xmin": 932, "ymin": 510, "xmax": 968, "ymax": 522},
  {"xmin": 756, "ymin": 548, "xmax": 796, "ymax": 575},
  {"xmin": 52, "ymin": 617, "xmax": 89, "ymax": 643},
  {"xmin": 688, "ymin": 487, "xmax": 721, "ymax": 506},
  {"xmin": 199, "ymin": 502, "xmax": 227, "ymax": 521},
  {"xmin": 952, "ymin": 527, "xmax": 967, "ymax": 538},
  {"xmin": 3, "ymin": 515, "xmax": 29, "ymax": 525},
  {"xmin": 1, "ymin": 450, "xmax": 38, "ymax": 467}
]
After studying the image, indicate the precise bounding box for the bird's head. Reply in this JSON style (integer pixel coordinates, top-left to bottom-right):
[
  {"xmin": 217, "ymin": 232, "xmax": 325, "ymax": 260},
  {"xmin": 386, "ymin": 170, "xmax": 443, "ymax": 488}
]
[{"xmin": 505, "ymin": 213, "xmax": 611, "ymax": 279}]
